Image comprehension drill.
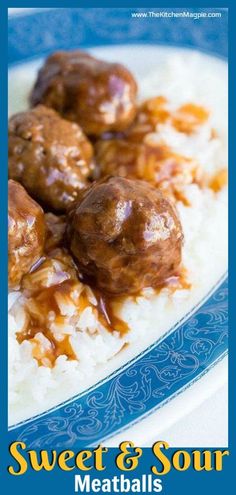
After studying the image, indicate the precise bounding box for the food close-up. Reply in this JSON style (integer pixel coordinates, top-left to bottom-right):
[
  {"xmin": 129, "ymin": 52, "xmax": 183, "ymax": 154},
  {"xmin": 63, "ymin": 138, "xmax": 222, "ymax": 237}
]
[{"xmin": 8, "ymin": 37, "xmax": 228, "ymax": 445}]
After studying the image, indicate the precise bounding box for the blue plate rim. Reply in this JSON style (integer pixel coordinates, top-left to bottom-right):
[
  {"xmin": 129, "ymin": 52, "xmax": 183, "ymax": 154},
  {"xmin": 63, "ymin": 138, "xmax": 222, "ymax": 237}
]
[
  {"xmin": 9, "ymin": 272, "xmax": 228, "ymax": 432},
  {"xmin": 8, "ymin": 275, "xmax": 228, "ymax": 448},
  {"xmin": 8, "ymin": 8, "xmax": 228, "ymax": 447},
  {"xmin": 8, "ymin": 42, "xmax": 228, "ymax": 68},
  {"xmin": 94, "ymin": 351, "xmax": 228, "ymax": 447}
]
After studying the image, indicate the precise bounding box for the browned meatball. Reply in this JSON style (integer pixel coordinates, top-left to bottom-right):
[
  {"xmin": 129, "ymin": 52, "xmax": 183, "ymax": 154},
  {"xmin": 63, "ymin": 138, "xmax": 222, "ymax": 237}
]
[
  {"xmin": 67, "ymin": 177, "xmax": 183, "ymax": 295},
  {"xmin": 30, "ymin": 51, "xmax": 137, "ymax": 136},
  {"xmin": 8, "ymin": 105, "xmax": 94, "ymax": 212},
  {"xmin": 8, "ymin": 180, "xmax": 45, "ymax": 288}
]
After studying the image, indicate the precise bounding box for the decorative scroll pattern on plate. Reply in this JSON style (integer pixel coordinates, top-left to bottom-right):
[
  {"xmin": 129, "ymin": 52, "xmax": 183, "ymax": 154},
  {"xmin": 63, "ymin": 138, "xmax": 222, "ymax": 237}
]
[
  {"xmin": 8, "ymin": 9, "xmax": 228, "ymax": 447},
  {"xmin": 12, "ymin": 279, "xmax": 228, "ymax": 448}
]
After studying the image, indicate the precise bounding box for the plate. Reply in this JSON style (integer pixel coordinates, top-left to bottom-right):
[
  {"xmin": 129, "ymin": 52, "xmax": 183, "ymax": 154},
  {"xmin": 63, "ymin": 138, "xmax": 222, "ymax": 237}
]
[{"xmin": 8, "ymin": 8, "xmax": 228, "ymax": 448}]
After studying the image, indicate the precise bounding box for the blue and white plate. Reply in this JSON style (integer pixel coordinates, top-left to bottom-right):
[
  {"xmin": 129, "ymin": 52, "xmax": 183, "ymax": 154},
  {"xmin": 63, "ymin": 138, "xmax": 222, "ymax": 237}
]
[{"xmin": 8, "ymin": 8, "xmax": 228, "ymax": 448}]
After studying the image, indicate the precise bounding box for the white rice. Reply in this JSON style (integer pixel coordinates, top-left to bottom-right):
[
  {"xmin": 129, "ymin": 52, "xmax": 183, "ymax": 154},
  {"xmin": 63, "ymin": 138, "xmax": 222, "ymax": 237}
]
[{"xmin": 8, "ymin": 48, "xmax": 228, "ymax": 425}]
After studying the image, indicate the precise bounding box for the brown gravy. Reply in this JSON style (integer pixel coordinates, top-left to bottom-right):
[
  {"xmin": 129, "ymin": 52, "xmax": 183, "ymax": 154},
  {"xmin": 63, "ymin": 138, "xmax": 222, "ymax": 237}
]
[
  {"xmin": 17, "ymin": 255, "xmax": 131, "ymax": 367},
  {"xmin": 172, "ymin": 103, "xmax": 209, "ymax": 134},
  {"xmin": 11, "ymin": 94, "xmax": 227, "ymax": 369},
  {"xmin": 209, "ymin": 168, "xmax": 228, "ymax": 193},
  {"xmin": 16, "ymin": 243, "xmax": 190, "ymax": 368},
  {"xmin": 16, "ymin": 281, "xmax": 78, "ymax": 367},
  {"xmin": 17, "ymin": 317, "xmax": 77, "ymax": 368},
  {"xmin": 95, "ymin": 291, "xmax": 129, "ymax": 336}
]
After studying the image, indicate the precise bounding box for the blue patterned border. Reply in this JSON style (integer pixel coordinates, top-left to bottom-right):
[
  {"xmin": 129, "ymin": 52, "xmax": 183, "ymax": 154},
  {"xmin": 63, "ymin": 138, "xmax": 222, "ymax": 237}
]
[
  {"xmin": 8, "ymin": 9, "xmax": 228, "ymax": 447},
  {"xmin": 9, "ymin": 277, "xmax": 228, "ymax": 447}
]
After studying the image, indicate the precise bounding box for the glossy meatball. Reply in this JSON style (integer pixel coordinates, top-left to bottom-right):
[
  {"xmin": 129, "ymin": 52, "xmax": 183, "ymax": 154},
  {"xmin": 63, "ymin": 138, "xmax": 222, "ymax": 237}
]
[
  {"xmin": 30, "ymin": 51, "xmax": 137, "ymax": 136},
  {"xmin": 8, "ymin": 105, "xmax": 94, "ymax": 212},
  {"xmin": 8, "ymin": 180, "xmax": 45, "ymax": 288},
  {"xmin": 67, "ymin": 177, "xmax": 183, "ymax": 295}
]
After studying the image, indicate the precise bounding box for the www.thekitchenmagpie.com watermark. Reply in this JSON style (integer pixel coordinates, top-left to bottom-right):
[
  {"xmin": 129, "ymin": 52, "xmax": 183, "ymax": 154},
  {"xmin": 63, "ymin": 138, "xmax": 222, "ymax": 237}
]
[{"xmin": 130, "ymin": 11, "xmax": 222, "ymax": 20}]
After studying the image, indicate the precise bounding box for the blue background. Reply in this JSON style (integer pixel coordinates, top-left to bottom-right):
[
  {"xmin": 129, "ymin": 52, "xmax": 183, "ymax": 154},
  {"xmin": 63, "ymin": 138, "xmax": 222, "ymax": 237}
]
[
  {"xmin": 8, "ymin": 6, "xmax": 228, "ymax": 64},
  {"xmin": 2, "ymin": 3, "xmax": 234, "ymax": 494},
  {"xmin": 7, "ymin": 6, "xmax": 229, "ymax": 448},
  {"xmin": 3, "ymin": 446, "xmax": 232, "ymax": 494}
]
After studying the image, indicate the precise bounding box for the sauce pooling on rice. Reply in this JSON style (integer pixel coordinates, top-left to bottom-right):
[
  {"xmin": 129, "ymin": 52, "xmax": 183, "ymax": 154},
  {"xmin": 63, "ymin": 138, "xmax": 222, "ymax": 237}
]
[
  {"xmin": 15, "ymin": 215, "xmax": 189, "ymax": 368},
  {"xmin": 96, "ymin": 97, "xmax": 227, "ymax": 206},
  {"xmin": 11, "ymin": 93, "xmax": 227, "ymax": 368},
  {"xmin": 16, "ymin": 236, "xmax": 131, "ymax": 367},
  {"xmin": 8, "ymin": 51, "xmax": 227, "ymax": 371}
]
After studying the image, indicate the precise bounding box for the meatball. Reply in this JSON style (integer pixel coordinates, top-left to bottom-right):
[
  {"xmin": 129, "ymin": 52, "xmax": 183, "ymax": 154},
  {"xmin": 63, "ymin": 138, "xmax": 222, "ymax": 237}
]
[
  {"xmin": 30, "ymin": 51, "xmax": 137, "ymax": 136},
  {"xmin": 8, "ymin": 105, "xmax": 94, "ymax": 212},
  {"xmin": 67, "ymin": 176, "xmax": 183, "ymax": 295},
  {"xmin": 8, "ymin": 180, "xmax": 45, "ymax": 288}
]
